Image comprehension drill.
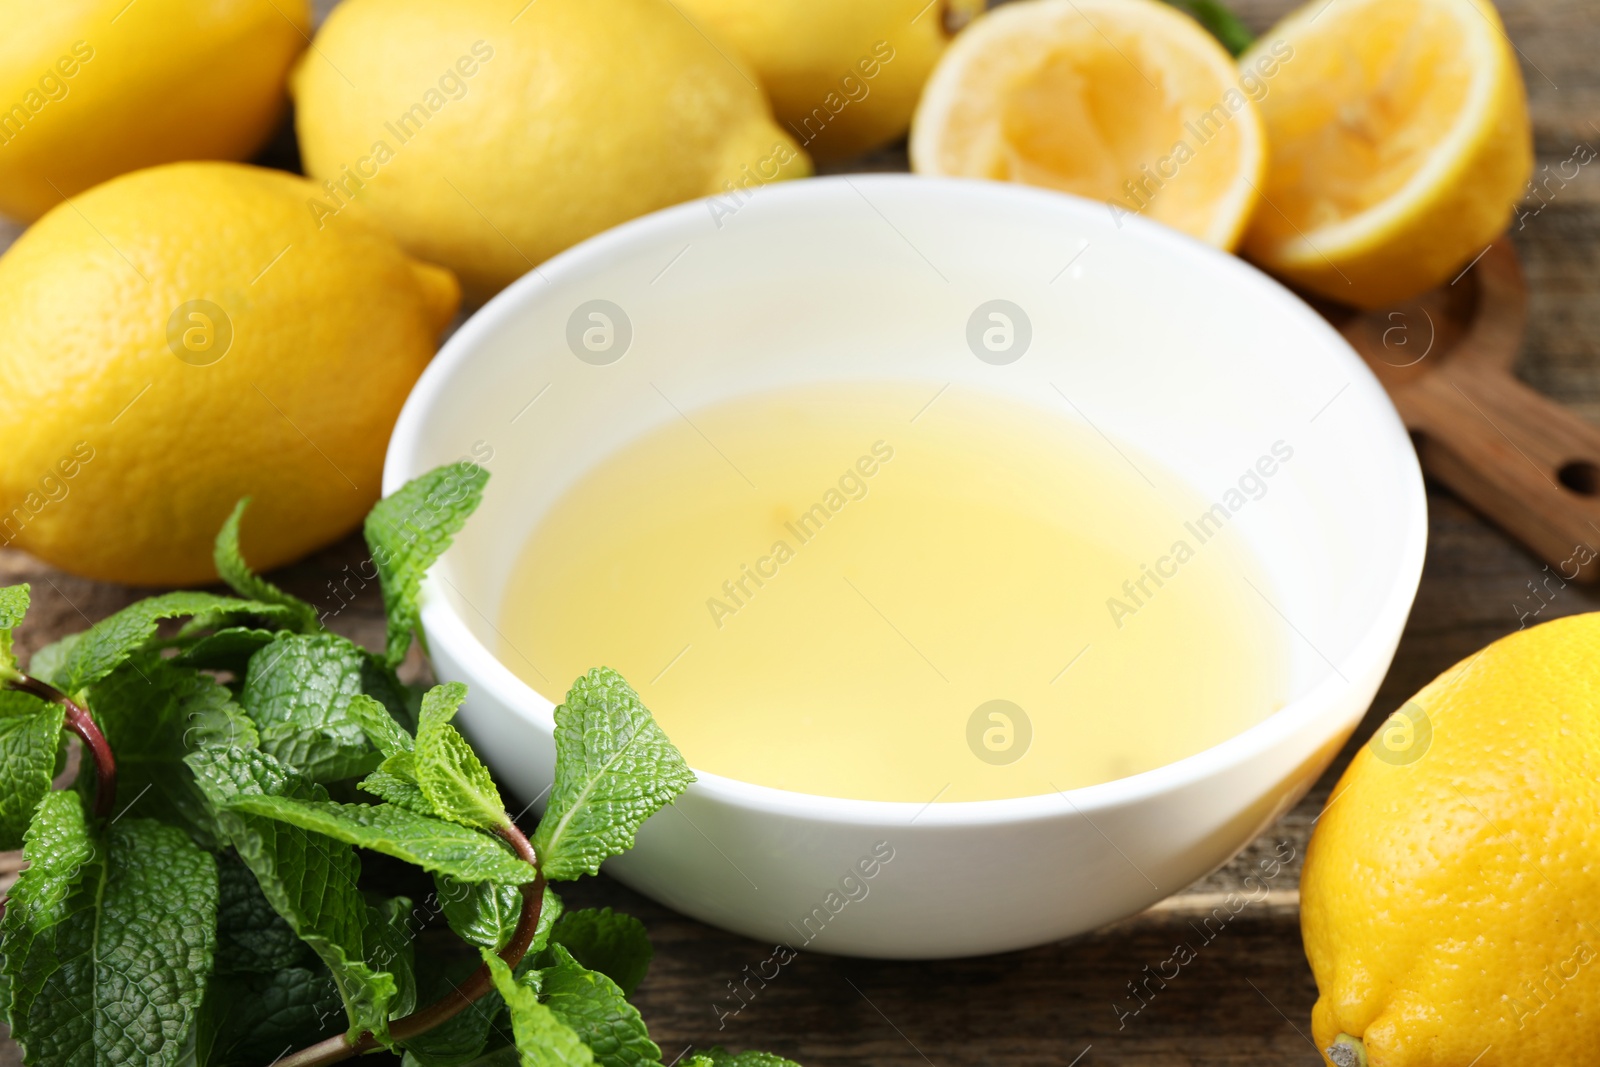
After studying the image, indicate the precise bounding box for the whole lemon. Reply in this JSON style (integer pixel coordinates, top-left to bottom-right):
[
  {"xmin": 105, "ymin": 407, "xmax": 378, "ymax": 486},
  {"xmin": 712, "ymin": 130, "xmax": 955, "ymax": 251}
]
[
  {"xmin": 1301, "ymin": 612, "xmax": 1600, "ymax": 1066},
  {"xmin": 0, "ymin": 162, "xmax": 459, "ymax": 586},
  {"xmin": 673, "ymin": 0, "xmax": 986, "ymax": 162},
  {"xmin": 290, "ymin": 0, "xmax": 811, "ymax": 300},
  {"xmin": 0, "ymin": 0, "xmax": 309, "ymax": 222}
]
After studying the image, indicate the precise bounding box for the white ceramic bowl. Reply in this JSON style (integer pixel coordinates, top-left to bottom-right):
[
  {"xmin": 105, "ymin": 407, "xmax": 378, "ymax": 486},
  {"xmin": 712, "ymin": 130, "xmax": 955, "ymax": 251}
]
[{"xmin": 384, "ymin": 175, "xmax": 1426, "ymax": 959}]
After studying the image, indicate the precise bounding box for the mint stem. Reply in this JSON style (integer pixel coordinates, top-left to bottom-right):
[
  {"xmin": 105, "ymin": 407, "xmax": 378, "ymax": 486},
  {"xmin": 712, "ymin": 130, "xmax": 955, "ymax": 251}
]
[
  {"xmin": 7, "ymin": 674, "xmax": 116, "ymax": 819},
  {"xmin": 277, "ymin": 822, "xmax": 546, "ymax": 1067}
]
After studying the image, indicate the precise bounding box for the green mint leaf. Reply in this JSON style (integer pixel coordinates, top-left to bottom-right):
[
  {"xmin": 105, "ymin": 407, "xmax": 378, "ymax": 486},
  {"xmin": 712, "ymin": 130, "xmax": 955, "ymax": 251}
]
[
  {"xmin": 532, "ymin": 884, "xmax": 566, "ymax": 958},
  {"xmin": 383, "ymin": 749, "xmax": 421, "ymax": 782},
  {"xmin": 183, "ymin": 688, "xmax": 263, "ymax": 753},
  {"xmin": 0, "ymin": 583, "xmax": 30, "ymax": 679},
  {"xmin": 214, "ymin": 499, "xmax": 321, "ymax": 632},
  {"xmin": 365, "ymin": 462, "xmax": 489, "ymax": 668},
  {"xmin": 358, "ymin": 742, "xmax": 436, "ymax": 816},
  {"xmin": 238, "ymin": 632, "xmax": 402, "ymax": 782},
  {"xmin": 173, "ymin": 627, "xmax": 279, "ymax": 674},
  {"xmin": 1160, "ymin": 0, "xmax": 1254, "ymax": 54},
  {"xmin": 2, "ymin": 792, "xmax": 219, "ymax": 1067},
  {"xmin": 349, "ymin": 692, "xmax": 416, "ymax": 759},
  {"xmin": 538, "ymin": 944, "xmax": 659, "ymax": 1067},
  {"xmin": 84, "ymin": 654, "xmax": 254, "ymax": 848},
  {"xmin": 0, "ymin": 790, "xmax": 97, "ymax": 1026},
  {"xmin": 549, "ymin": 909, "xmax": 652, "ymax": 997},
  {"xmin": 438, "ymin": 870, "xmax": 544, "ymax": 953},
  {"xmin": 360, "ymin": 764, "xmax": 436, "ymax": 815},
  {"xmin": 0, "ymin": 583, "xmax": 29, "ymax": 630},
  {"xmin": 215, "ymin": 850, "xmax": 316, "ymax": 975},
  {"xmin": 416, "ymin": 682, "xmax": 507, "ymax": 830},
  {"xmin": 25, "ymin": 632, "xmax": 80, "ymax": 690},
  {"xmin": 199, "ymin": 967, "xmax": 344, "ymax": 1067},
  {"xmin": 437, "ymin": 875, "xmax": 523, "ymax": 952},
  {"xmin": 697, "ymin": 1050, "xmax": 803, "ymax": 1067},
  {"xmin": 0, "ymin": 689, "xmax": 64, "ymax": 851},
  {"xmin": 482, "ymin": 951, "xmax": 595, "ymax": 1067},
  {"xmin": 219, "ymin": 794, "xmax": 535, "ymax": 884},
  {"xmin": 434, "ymin": 875, "xmax": 560, "ymax": 958},
  {"xmin": 532, "ymin": 669, "xmax": 694, "ymax": 881},
  {"xmin": 187, "ymin": 745, "xmax": 401, "ymax": 1044},
  {"xmin": 58, "ymin": 591, "xmax": 295, "ymax": 693},
  {"xmin": 367, "ymin": 896, "xmax": 419, "ymax": 1019}
]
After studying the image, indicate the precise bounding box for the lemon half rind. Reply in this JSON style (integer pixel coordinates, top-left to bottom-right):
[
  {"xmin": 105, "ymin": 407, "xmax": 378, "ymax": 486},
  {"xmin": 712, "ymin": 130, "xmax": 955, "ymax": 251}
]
[
  {"xmin": 1240, "ymin": 0, "xmax": 1532, "ymax": 308},
  {"xmin": 910, "ymin": 0, "xmax": 1265, "ymax": 251}
]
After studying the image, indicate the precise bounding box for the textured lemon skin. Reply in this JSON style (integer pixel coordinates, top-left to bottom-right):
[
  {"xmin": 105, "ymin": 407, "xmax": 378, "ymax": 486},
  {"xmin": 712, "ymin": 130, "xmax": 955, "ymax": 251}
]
[
  {"xmin": 0, "ymin": 0, "xmax": 309, "ymax": 222},
  {"xmin": 0, "ymin": 162, "xmax": 459, "ymax": 586},
  {"xmin": 672, "ymin": 0, "xmax": 986, "ymax": 163},
  {"xmin": 291, "ymin": 0, "xmax": 810, "ymax": 301},
  {"xmin": 1241, "ymin": 0, "xmax": 1532, "ymax": 309},
  {"xmin": 1302, "ymin": 613, "xmax": 1600, "ymax": 1066}
]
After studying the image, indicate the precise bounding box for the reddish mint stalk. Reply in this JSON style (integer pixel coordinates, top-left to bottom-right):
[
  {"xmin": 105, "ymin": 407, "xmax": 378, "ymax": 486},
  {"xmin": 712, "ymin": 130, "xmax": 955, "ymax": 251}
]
[
  {"xmin": 275, "ymin": 823, "xmax": 546, "ymax": 1067},
  {"xmin": 9, "ymin": 674, "xmax": 116, "ymax": 819}
]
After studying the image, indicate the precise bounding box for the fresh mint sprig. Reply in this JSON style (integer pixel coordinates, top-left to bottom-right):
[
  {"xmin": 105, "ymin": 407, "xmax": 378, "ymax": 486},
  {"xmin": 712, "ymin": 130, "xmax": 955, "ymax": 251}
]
[
  {"xmin": 3, "ymin": 791, "xmax": 217, "ymax": 1067},
  {"xmin": 364, "ymin": 461, "xmax": 489, "ymax": 668},
  {"xmin": 533, "ymin": 669, "xmax": 696, "ymax": 882},
  {"xmin": 415, "ymin": 682, "xmax": 509, "ymax": 832},
  {"xmin": 214, "ymin": 499, "xmax": 321, "ymax": 633},
  {"xmin": 0, "ymin": 463, "xmax": 801, "ymax": 1067}
]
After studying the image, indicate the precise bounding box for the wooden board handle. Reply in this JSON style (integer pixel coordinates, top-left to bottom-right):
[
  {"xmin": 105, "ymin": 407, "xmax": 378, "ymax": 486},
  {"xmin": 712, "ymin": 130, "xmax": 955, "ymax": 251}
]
[
  {"xmin": 1408, "ymin": 364, "xmax": 1600, "ymax": 581},
  {"xmin": 1337, "ymin": 239, "xmax": 1600, "ymax": 581}
]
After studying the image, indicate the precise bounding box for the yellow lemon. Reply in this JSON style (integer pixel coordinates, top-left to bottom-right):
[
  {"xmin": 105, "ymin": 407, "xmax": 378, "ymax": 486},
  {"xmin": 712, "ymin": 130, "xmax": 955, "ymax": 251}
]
[
  {"xmin": 909, "ymin": 0, "xmax": 1265, "ymax": 249},
  {"xmin": 671, "ymin": 0, "xmax": 985, "ymax": 163},
  {"xmin": 290, "ymin": 0, "xmax": 811, "ymax": 301},
  {"xmin": 1302, "ymin": 612, "xmax": 1600, "ymax": 1067},
  {"xmin": 0, "ymin": 162, "xmax": 459, "ymax": 586},
  {"xmin": 0, "ymin": 0, "xmax": 309, "ymax": 222},
  {"xmin": 1241, "ymin": 0, "xmax": 1532, "ymax": 308}
]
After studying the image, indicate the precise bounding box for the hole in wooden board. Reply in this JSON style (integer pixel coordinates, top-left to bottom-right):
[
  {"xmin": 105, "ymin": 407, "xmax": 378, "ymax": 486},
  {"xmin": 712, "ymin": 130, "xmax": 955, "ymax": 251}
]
[{"xmin": 1557, "ymin": 460, "xmax": 1600, "ymax": 495}]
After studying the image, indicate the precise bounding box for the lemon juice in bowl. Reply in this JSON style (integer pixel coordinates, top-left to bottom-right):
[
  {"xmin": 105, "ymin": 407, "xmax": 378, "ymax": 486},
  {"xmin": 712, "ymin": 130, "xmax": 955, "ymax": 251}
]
[{"xmin": 498, "ymin": 382, "xmax": 1287, "ymax": 803}]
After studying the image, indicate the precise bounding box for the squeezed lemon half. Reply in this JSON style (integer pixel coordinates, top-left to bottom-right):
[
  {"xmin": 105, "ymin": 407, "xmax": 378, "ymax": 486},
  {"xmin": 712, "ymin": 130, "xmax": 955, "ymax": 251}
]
[
  {"xmin": 910, "ymin": 0, "xmax": 1266, "ymax": 249},
  {"xmin": 1241, "ymin": 0, "xmax": 1532, "ymax": 307}
]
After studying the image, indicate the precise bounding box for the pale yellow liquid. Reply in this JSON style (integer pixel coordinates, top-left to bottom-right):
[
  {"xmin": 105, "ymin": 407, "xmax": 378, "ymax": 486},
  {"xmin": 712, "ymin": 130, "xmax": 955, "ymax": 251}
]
[{"xmin": 499, "ymin": 383, "xmax": 1285, "ymax": 803}]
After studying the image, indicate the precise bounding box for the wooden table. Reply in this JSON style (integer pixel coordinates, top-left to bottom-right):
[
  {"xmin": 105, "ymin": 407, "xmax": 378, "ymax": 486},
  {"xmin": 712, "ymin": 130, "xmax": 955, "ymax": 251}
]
[{"xmin": 3, "ymin": 0, "xmax": 1597, "ymax": 1062}]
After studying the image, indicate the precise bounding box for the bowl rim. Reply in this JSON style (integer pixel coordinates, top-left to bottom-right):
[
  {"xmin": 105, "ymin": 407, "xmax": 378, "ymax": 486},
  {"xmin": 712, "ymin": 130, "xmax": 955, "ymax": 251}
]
[{"xmin": 386, "ymin": 173, "xmax": 1428, "ymax": 829}]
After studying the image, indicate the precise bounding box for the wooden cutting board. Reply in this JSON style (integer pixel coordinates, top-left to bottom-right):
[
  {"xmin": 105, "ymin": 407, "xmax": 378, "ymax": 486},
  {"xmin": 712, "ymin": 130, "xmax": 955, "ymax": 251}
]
[{"xmin": 1325, "ymin": 238, "xmax": 1600, "ymax": 584}]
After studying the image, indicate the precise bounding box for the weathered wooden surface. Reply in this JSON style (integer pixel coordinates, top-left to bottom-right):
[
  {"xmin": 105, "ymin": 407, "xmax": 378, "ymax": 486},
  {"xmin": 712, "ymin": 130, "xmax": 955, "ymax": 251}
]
[{"xmin": 3, "ymin": 0, "xmax": 1599, "ymax": 1062}]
